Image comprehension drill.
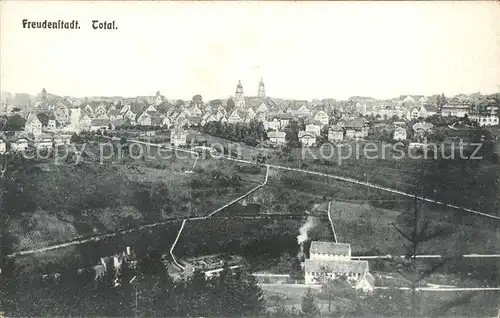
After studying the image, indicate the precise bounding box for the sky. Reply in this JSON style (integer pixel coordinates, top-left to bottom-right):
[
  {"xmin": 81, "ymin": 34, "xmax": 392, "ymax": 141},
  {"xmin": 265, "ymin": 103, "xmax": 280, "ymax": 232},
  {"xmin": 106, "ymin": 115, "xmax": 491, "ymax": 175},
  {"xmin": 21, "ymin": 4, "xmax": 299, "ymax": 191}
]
[{"xmin": 1, "ymin": 1, "xmax": 500, "ymax": 101}]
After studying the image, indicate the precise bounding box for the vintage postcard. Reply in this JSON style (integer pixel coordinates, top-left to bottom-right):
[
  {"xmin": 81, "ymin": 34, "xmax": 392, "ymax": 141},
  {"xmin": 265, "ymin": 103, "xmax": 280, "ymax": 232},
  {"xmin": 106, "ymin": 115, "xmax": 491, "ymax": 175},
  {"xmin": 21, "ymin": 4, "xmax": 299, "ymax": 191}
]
[{"xmin": 1, "ymin": 1, "xmax": 499, "ymax": 317}]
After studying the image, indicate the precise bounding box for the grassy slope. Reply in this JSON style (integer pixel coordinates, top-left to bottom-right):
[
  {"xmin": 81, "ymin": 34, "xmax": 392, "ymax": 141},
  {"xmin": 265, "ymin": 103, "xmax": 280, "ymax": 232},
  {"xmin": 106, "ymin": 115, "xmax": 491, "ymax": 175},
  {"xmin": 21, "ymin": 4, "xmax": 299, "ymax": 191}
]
[{"xmin": 6, "ymin": 143, "xmax": 264, "ymax": 253}]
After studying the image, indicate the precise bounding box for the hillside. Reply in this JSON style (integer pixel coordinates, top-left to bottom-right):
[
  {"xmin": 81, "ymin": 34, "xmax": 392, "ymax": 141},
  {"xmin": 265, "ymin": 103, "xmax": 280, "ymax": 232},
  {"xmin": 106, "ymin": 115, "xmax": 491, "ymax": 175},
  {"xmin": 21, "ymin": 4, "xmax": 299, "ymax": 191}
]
[{"xmin": 2, "ymin": 145, "xmax": 264, "ymax": 255}]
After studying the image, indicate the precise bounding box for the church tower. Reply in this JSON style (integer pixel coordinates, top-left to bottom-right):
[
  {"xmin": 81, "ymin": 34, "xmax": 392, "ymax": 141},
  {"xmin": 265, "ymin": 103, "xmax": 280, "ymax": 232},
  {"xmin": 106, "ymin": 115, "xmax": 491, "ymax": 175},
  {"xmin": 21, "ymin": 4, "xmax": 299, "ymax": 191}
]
[
  {"xmin": 154, "ymin": 90, "xmax": 163, "ymax": 106},
  {"xmin": 41, "ymin": 88, "xmax": 48, "ymax": 100},
  {"xmin": 235, "ymin": 80, "xmax": 245, "ymax": 108},
  {"xmin": 258, "ymin": 78, "xmax": 266, "ymax": 99}
]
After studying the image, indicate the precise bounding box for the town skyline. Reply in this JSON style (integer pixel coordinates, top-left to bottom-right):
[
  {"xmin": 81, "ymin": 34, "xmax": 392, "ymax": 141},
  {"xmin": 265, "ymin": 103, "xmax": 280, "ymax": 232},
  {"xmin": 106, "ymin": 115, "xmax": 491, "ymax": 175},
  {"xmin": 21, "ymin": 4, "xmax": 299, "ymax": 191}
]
[
  {"xmin": 2, "ymin": 79, "xmax": 499, "ymax": 104},
  {"xmin": 2, "ymin": 1, "xmax": 500, "ymax": 100}
]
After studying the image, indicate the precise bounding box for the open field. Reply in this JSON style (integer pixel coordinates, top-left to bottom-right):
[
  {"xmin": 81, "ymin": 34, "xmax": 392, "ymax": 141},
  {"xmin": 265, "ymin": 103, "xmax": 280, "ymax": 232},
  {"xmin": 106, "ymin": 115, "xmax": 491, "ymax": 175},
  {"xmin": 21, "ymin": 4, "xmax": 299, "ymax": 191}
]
[
  {"xmin": 3, "ymin": 141, "xmax": 265, "ymax": 254},
  {"xmin": 261, "ymin": 283, "xmax": 500, "ymax": 317}
]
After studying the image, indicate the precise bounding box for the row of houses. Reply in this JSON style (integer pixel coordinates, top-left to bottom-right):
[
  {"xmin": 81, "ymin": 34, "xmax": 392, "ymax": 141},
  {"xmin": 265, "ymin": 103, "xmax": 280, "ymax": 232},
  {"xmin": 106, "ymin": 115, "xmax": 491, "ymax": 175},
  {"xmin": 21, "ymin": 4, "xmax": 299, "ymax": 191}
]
[
  {"xmin": 267, "ymin": 118, "xmax": 370, "ymax": 146},
  {"xmin": 0, "ymin": 131, "xmax": 72, "ymax": 153}
]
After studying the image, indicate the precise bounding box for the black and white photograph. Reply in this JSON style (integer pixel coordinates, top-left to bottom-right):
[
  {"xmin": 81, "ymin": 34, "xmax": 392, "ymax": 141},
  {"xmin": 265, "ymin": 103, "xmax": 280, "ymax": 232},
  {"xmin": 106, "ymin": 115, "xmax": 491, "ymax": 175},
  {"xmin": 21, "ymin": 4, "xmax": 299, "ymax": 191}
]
[{"xmin": 1, "ymin": 1, "xmax": 499, "ymax": 317}]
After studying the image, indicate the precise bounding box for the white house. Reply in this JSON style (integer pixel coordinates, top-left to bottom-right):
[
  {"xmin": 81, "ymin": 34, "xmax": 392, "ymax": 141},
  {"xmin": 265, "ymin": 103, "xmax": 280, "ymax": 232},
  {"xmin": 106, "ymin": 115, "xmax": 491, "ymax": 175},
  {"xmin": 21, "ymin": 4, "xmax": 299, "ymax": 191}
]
[
  {"xmin": 470, "ymin": 115, "xmax": 499, "ymax": 127},
  {"xmin": 441, "ymin": 102, "xmax": 470, "ymax": 118},
  {"xmin": 313, "ymin": 110, "xmax": 329, "ymax": 127},
  {"xmin": 266, "ymin": 117, "xmax": 280, "ymax": 131},
  {"xmin": 412, "ymin": 122, "xmax": 434, "ymax": 134},
  {"xmin": 256, "ymin": 102, "xmax": 269, "ymax": 114},
  {"xmin": 393, "ymin": 127, "xmax": 407, "ymax": 141},
  {"xmin": 304, "ymin": 241, "xmax": 374, "ymax": 292},
  {"xmin": 80, "ymin": 114, "xmax": 92, "ymax": 131},
  {"xmin": 11, "ymin": 134, "xmax": 30, "ymax": 152},
  {"xmin": 305, "ymin": 121, "xmax": 321, "ymax": 136},
  {"xmin": 170, "ymin": 129, "xmax": 187, "ymax": 147},
  {"xmin": 310, "ymin": 241, "xmax": 351, "ymax": 261},
  {"xmin": 328, "ymin": 126, "xmax": 344, "ymax": 142},
  {"xmin": 298, "ymin": 131, "xmax": 316, "ymax": 147},
  {"xmin": 162, "ymin": 117, "xmax": 172, "ymax": 128},
  {"xmin": 25, "ymin": 113, "xmax": 43, "ymax": 137},
  {"xmin": 35, "ymin": 135, "xmax": 53, "ymax": 150},
  {"xmin": 137, "ymin": 111, "xmax": 152, "ymax": 126},
  {"xmin": 268, "ymin": 131, "xmax": 286, "ymax": 144},
  {"xmin": 411, "ymin": 108, "xmax": 420, "ymax": 119},
  {"xmin": 90, "ymin": 119, "xmax": 110, "ymax": 132},
  {"xmin": 145, "ymin": 104, "xmax": 157, "ymax": 112},
  {"xmin": 419, "ymin": 104, "xmax": 438, "ymax": 118},
  {"xmin": 296, "ymin": 105, "xmax": 312, "ymax": 118},
  {"xmin": 47, "ymin": 119, "xmax": 57, "ymax": 130}
]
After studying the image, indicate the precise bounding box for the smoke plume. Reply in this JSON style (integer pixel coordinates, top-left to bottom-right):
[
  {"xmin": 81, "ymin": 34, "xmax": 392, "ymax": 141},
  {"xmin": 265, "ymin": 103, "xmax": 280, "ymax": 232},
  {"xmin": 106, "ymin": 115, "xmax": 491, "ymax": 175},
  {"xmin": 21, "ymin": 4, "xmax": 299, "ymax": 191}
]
[{"xmin": 297, "ymin": 216, "xmax": 319, "ymax": 260}]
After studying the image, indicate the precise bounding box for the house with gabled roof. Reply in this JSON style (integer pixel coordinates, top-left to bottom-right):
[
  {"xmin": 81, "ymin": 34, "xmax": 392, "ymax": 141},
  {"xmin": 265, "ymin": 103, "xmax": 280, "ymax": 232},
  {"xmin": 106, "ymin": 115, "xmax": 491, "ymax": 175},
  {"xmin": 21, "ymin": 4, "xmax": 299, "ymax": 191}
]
[
  {"xmin": 305, "ymin": 119, "xmax": 322, "ymax": 136},
  {"xmin": 94, "ymin": 102, "xmax": 107, "ymax": 116},
  {"xmin": 25, "ymin": 112, "xmax": 43, "ymax": 137},
  {"xmin": 228, "ymin": 109, "xmax": 247, "ymax": 124},
  {"xmin": 162, "ymin": 117, "xmax": 172, "ymax": 128},
  {"xmin": 393, "ymin": 127, "xmax": 407, "ymax": 141},
  {"xmin": 80, "ymin": 114, "xmax": 92, "ymax": 131},
  {"xmin": 310, "ymin": 241, "xmax": 351, "ymax": 260},
  {"xmin": 268, "ymin": 131, "xmax": 286, "ymax": 144},
  {"xmin": 137, "ymin": 111, "xmax": 152, "ymax": 126},
  {"xmin": 170, "ymin": 129, "xmax": 188, "ymax": 147},
  {"xmin": 246, "ymin": 108, "xmax": 256, "ymax": 120},
  {"xmin": 200, "ymin": 114, "xmax": 217, "ymax": 126},
  {"xmin": 419, "ymin": 104, "xmax": 439, "ymax": 118},
  {"xmin": 35, "ymin": 133, "xmax": 53, "ymax": 150},
  {"xmin": 328, "ymin": 125, "xmax": 344, "ymax": 142},
  {"xmin": 83, "ymin": 104, "xmax": 95, "ymax": 117},
  {"xmin": 145, "ymin": 104, "xmax": 157, "ymax": 112},
  {"xmin": 266, "ymin": 117, "xmax": 280, "ymax": 131},
  {"xmin": 441, "ymin": 102, "xmax": 471, "ymax": 118},
  {"xmin": 188, "ymin": 116, "xmax": 202, "ymax": 127},
  {"xmin": 174, "ymin": 113, "xmax": 189, "ymax": 128},
  {"xmin": 123, "ymin": 109, "xmax": 137, "ymax": 124},
  {"xmin": 10, "ymin": 132, "xmax": 30, "ymax": 152},
  {"xmin": 90, "ymin": 119, "xmax": 110, "ymax": 132},
  {"xmin": 256, "ymin": 101, "xmax": 269, "ymax": 113},
  {"xmin": 187, "ymin": 104, "xmax": 202, "ymax": 117},
  {"xmin": 120, "ymin": 104, "xmax": 131, "ymax": 115},
  {"xmin": 313, "ymin": 110, "xmax": 329, "ymax": 127},
  {"xmin": 341, "ymin": 118, "xmax": 369, "ymax": 139},
  {"xmin": 107, "ymin": 109, "xmax": 122, "ymax": 121},
  {"xmin": 304, "ymin": 241, "xmax": 375, "ymax": 292},
  {"xmin": 296, "ymin": 105, "xmax": 312, "ymax": 118},
  {"xmin": 298, "ymin": 131, "xmax": 316, "ymax": 147}
]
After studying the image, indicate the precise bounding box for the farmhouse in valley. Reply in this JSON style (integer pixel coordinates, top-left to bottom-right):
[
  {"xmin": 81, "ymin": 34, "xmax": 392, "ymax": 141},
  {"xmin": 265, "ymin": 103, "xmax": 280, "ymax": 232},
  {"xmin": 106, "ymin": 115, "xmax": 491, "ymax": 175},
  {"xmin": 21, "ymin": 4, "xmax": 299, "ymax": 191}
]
[{"xmin": 303, "ymin": 241, "xmax": 375, "ymax": 292}]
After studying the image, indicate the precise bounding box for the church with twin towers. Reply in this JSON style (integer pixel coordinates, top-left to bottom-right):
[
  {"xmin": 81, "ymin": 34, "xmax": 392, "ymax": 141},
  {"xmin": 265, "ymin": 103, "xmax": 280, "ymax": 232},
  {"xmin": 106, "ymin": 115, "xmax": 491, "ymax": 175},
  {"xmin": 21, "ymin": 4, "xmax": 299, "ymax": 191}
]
[{"xmin": 234, "ymin": 78, "xmax": 266, "ymax": 108}]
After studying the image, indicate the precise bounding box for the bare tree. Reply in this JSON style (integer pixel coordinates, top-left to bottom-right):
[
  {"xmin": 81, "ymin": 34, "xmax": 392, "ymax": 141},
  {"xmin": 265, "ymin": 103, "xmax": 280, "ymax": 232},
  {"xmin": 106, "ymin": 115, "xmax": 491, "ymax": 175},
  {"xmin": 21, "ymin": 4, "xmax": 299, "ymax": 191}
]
[
  {"xmin": 0, "ymin": 155, "xmax": 7, "ymax": 179},
  {"xmin": 391, "ymin": 195, "xmax": 449, "ymax": 317}
]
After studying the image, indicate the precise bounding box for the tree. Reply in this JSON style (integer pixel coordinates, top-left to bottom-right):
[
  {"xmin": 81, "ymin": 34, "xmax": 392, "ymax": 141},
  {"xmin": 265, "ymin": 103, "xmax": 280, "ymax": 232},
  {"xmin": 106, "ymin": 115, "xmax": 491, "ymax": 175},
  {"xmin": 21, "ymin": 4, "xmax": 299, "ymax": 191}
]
[
  {"xmin": 4, "ymin": 114, "xmax": 25, "ymax": 131},
  {"xmin": 391, "ymin": 195, "xmax": 449, "ymax": 317},
  {"xmin": 239, "ymin": 270, "xmax": 265, "ymax": 316},
  {"xmin": 175, "ymin": 100, "xmax": 185, "ymax": 108},
  {"xmin": 192, "ymin": 94, "xmax": 203, "ymax": 105},
  {"xmin": 301, "ymin": 288, "xmax": 319, "ymax": 317},
  {"xmin": 226, "ymin": 98, "xmax": 235, "ymax": 113}
]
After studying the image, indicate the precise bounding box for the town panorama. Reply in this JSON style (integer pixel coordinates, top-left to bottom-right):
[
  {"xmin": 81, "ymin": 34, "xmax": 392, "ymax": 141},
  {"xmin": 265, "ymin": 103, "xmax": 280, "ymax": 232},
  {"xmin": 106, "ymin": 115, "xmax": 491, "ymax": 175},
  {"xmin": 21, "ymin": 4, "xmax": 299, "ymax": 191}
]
[{"xmin": 0, "ymin": 81, "xmax": 499, "ymax": 317}]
